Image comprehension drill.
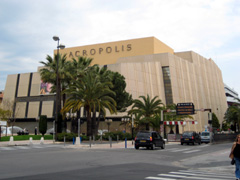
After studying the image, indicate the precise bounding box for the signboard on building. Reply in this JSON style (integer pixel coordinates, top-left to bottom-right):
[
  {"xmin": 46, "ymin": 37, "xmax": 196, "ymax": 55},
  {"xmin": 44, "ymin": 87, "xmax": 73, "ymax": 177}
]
[{"xmin": 176, "ymin": 103, "xmax": 195, "ymax": 115}]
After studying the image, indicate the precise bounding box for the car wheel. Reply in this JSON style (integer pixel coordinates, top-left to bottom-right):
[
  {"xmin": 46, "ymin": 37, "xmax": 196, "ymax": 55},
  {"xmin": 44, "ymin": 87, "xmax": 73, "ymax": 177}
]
[
  {"xmin": 135, "ymin": 146, "xmax": 139, "ymax": 149},
  {"xmin": 192, "ymin": 142, "xmax": 195, "ymax": 145},
  {"xmin": 151, "ymin": 144, "xmax": 156, "ymax": 150},
  {"xmin": 161, "ymin": 143, "xmax": 165, "ymax": 149},
  {"xmin": 181, "ymin": 142, "xmax": 183, "ymax": 145}
]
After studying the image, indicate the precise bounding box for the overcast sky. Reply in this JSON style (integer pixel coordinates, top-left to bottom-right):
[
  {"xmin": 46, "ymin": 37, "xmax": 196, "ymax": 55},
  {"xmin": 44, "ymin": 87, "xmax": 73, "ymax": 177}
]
[{"xmin": 0, "ymin": 0, "xmax": 240, "ymax": 95}]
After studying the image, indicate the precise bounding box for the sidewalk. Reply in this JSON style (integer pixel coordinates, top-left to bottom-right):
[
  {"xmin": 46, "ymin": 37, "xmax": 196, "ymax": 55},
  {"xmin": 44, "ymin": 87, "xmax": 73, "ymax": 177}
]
[{"xmin": 0, "ymin": 139, "xmax": 178, "ymax": 149}]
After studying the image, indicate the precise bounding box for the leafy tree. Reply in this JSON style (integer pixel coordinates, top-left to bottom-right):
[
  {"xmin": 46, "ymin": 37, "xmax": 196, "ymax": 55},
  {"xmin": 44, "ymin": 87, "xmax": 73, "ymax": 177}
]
[
  {"xmin": 39, "ymin": 115, "xmax": 47, "ymax": 136},
  {"xmin": 224, "ymin": 104, "xmax": 240, "ymax": 132},
  {"xmin": 212, "ymin": 112, "xmax": 220, "ymax": 130},
  {"xmin": 128, "ymin": 95, "xmax": 163, "ymax": 130},
  {"xmin": 109, "ymin": 71, "xmax": 133, "ymax": 112}
]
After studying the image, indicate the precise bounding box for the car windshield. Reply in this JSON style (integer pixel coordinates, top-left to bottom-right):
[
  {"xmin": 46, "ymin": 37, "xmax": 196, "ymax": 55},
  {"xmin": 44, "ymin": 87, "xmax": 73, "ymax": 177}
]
[
  {"xmin": 202, "ymin": 132, "xmax": 210, "ymax": 136},
  {"xmin": 137, "ymin": 132, "xmax": 151, "ymax": 138},
  {"xmin": 182, "ymin": 132, "xmax": 193, "ymax": 137}
]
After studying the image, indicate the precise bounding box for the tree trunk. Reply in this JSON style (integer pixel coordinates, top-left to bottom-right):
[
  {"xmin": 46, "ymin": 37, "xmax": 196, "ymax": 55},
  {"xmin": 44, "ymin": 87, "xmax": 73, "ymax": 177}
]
[
  {"xmin": 86, "ymin": 106, "xmax": 92, "ymax": 136},
  {"xmin": 92, "ymin": 111, "xmax": 97, "ymax": 136}
]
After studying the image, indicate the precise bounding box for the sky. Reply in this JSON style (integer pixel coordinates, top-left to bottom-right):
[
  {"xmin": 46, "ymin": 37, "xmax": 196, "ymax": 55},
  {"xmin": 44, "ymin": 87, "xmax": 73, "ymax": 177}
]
[{"xmin": 0, "ymin": 0, "xmax": 240, "ymax": 95}]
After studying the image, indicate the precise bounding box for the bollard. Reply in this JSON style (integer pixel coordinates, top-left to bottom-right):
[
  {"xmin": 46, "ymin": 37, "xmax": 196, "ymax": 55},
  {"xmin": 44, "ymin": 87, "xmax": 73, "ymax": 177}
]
[
  {"xmin": 93, "ymin": 136, "xmax": 95, "ymax": 145},
  {"xmin": 40, "ymin": 137, "xmax": 44, "ymax": 145},
  {"xmin": 89, "ymin": 137, "xmax": 92, "ymax": 148},
  {"xmin": 9, "ymin": 136, "xmax": 14, "ymax": 145},
  {"xmin": 117, "ymin": 135, "xmax": 119, "ymax": 143},
  {"xmin": 73, "ymin": 137, "xmax": 75, "ymax": 145},
  {"xmin": 29, "ymin": 137, "xmax": 33, "ymax": 146},
  {"xmin": 80, "ymin": 136, "xmax": 82, "ymax": 144},
  {"xmin": 75, "ymin": 137, "xmax": 80, "ymax": 145},
  {"xmin": 64, "ymin": 136, "xmax": 66, "ymax": 146},
  {"xmin": 100, "ymin": 135, "xmax": 102, "ymax": 144},
  {"xmin": 110, "ymin": 136, "xmax": 112, "ymax": 148},
  {"xmin": 125, "ymin": 138, "xmax": 127, "ymax": 149}
]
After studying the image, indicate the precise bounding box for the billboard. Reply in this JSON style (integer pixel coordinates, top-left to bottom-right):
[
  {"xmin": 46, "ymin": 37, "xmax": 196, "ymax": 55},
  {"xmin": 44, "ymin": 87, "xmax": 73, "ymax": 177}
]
[{"xmin": 40, "ymin": 80, "xmax": 53, "ymax": 95}]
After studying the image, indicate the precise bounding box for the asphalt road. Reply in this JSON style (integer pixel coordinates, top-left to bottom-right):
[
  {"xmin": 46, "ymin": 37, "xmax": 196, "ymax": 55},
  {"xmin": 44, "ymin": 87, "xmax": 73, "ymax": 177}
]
[{"xmin": 0, "ymin": 142, "xmax": 235, "ymax": 180}]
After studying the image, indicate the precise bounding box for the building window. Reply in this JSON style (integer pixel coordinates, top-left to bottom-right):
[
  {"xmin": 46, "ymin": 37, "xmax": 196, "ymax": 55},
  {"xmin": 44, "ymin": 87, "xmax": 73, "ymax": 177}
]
[{"xmin": 162, "ymin": 67, "xmax": 173, "ymax": 105}]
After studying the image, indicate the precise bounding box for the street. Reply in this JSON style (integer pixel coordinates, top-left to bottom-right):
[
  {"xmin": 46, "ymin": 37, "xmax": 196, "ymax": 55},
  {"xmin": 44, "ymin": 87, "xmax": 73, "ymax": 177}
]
[{"xmin": 0, "ymin": 142, "xmax": 234, "ymax": 180}]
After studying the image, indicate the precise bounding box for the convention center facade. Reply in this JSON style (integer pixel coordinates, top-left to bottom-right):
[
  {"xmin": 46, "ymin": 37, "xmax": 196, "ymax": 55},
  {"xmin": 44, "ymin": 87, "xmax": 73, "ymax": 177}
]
[{"xmin": 3, "ymin": 37, "xmax": 228, "ymax": 133}]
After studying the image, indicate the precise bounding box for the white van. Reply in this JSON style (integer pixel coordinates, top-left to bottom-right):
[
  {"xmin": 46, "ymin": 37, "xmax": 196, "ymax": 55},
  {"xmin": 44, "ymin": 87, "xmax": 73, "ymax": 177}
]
[{"xmin": 201, "ymin": 131, "xmax": 212, "ymax": 143}]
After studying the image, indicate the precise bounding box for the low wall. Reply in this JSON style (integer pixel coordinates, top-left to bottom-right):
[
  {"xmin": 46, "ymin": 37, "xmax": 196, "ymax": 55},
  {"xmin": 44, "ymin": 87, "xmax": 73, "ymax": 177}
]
[
  {"xmin": 213, "ymin": 133, "xmax": 238, "ymax": 143},
  {"xmin": 167, "ymin": 133, "xmax": 239, "ymax": 143}
]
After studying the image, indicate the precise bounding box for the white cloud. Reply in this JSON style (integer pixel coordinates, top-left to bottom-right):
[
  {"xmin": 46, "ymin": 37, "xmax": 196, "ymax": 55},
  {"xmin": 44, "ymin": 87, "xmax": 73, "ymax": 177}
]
[{"xmin": 0, "ymin": 0, "xmax": 239, "ymax": 94}]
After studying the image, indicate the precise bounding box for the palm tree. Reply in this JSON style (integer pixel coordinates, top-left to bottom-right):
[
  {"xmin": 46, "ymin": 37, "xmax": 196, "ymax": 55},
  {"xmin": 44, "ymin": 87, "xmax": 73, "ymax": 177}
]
[
  {"xmin": 39, "ymin": 54, "xmax": 70, "ymax": 133},
  {"xmin": 62, "ymin": 70, "xmax": 117, "ymax": 136},
  {"xmin": 129, "ymin": 94, "xmax": 163, "ymax": 130}
]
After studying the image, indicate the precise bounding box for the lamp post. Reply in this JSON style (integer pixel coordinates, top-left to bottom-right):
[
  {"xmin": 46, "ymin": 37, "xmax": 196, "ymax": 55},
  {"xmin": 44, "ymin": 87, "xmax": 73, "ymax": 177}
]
[
  {"xmin": 105, "ymin": 119, "xmax": 112, "ymax": 132},
  {"xmin": 52, "ymin": 36, "xmax": 65, "ymax": 141}
]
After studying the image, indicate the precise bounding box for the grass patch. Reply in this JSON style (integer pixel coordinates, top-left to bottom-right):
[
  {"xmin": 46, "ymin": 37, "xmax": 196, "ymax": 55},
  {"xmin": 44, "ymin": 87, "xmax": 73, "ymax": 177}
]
[{"xmin": 0, "ymin": 135, "xmax": 53, "ymax": 141}]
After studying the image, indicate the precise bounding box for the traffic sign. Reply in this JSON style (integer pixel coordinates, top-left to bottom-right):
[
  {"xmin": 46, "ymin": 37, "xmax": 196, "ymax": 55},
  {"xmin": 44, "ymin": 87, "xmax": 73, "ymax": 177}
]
[{"xmin": 176, "ymin": 103, "xmax": 195, "ymax": 115}]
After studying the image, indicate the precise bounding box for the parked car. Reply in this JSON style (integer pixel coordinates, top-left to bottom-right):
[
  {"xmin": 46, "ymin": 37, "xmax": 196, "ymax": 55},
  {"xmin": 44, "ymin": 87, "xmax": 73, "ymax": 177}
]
[
  {"xmin": 201, "ymin": 131, "xmax": 213, "ymax": 143},
  {"xmin": 134, "ymin": 131, "xmax": 165, "ymax": 150},
  {"xmin": 46, "ymin": 128, "xmax": 71, "ymax": 135},
  {"xmin": 181, "ymin": 131, "xmax": 201, "ymax": 145}
]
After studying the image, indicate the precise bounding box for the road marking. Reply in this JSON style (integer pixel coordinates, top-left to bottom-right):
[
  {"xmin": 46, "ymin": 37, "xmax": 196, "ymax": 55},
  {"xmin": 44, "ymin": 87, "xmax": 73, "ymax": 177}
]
[
  {"xmin": 170, "ymin": 171, "xmax": 233, "ymax": 179},
  {"xmin": 145, "ymin": 169, "xmax": 234, "ymax": 180},
  {"xmin": 170, "ymin": 148, "xmax": 191, "ymax": 152},
  {"xmin": 145, "ymin": 177, "xmax": 176, "ymax": 180},
  {"xmin": 183, "ymin": 149, "xmax": 201, "ymax": 153},
  {"xmin": 0, "ymin": 147, "xmax": 16, "ymax": 150},
  {"xmin": 179, "ymin": 170, "xmax": 234, "ymax": 178},
  {"xmin": 15, "ymin": 146, "xmax": 30, "ymax": 149}
]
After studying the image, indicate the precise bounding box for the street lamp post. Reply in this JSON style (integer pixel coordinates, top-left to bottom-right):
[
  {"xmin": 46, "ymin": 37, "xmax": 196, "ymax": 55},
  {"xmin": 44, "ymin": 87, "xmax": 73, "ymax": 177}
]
[
  {"xmin": 52, "ymin": 36, "xmax": 65, "ymax": 141},
  {"xmin": 105, "ymin": 119, "xmax": 112, "ymax": 132}
]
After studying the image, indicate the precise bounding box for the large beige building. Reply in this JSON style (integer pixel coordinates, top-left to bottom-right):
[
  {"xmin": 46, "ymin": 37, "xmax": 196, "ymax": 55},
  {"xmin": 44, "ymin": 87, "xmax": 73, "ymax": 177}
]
[{"xmin": 3, "ymin": 37, "xmax": 228, "ymax": 134}]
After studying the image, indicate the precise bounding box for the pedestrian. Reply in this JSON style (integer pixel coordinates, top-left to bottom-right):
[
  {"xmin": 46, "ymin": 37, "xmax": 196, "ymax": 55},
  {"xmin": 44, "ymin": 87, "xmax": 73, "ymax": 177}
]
[
  {"xmin": 34, "ymin": 127, "xmax": 37, "ymax": 135},
  {"xmin": 229, "ymin": 134, "xmax": 240, "ymax": 180}
]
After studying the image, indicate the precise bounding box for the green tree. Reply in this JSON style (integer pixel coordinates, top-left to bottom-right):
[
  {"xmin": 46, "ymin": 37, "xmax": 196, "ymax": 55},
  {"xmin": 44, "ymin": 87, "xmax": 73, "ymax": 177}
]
[
  {"xmin": 129, "ymin": 95, "xmax": 163, "ymax": 130},
  {"xmin": 40, "ymin": 54, "xmax": 71, "ymax": 133},
  {"xmin": 212, "ymin": 113, "xmax": 220, "ymax": 130},
  {"xmin": 39, "ymin": 115, "xmax": 47, "ymax": 136},
  {"xmin": 62, "ymin": 70, "xmax": 117, "ymax": 136},
  {"xmin": 109, "ymin": 71, "xmax": 133, "ymax": 112},
  {"xmin": 224, "ymin": 105, "xmax": 240, "ymax": 132}
]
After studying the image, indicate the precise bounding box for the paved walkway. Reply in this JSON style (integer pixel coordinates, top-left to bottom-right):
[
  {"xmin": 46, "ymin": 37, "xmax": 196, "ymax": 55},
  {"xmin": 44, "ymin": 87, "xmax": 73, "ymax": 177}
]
[{"xmin": 0, "ymin": 139, "xmax": 178, "ymax": 149}]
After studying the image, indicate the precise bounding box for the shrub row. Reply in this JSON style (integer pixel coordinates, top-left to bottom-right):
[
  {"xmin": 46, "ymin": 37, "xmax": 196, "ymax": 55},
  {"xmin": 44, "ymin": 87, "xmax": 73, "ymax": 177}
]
[{"xmin": 56, "ymin": 131, "xmax": 133, "ymax": 142}]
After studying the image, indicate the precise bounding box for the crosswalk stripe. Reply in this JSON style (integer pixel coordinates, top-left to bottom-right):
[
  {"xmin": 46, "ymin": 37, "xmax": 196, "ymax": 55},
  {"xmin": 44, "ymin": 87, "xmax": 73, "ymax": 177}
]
[
  {"xmin": 145, "ymin": 169, "xmax": 234, "ymax": 180},
  {"xmin": 0, "ymin": 147, "xmax": 16, "ymax": 150},
  {"xmin": 183, "ymin": 149, "xmax": 201, "ymax": 153},
  {"xmin": 179, "ymin": 170, "xmax": 234, "ymax": 177},
  {"xmin": 14, "ymin": 146, "xmax": 30, "ymax": 149},
  {"xmin": 145, "ymin": 176, "xmax": 176, "ymax": 180},
  {"xmin": 170, "ymin": 171, "xmax": 233, "ymax": 179},
  {"xmin": 170, "ymin": 148, "xmax": 191, "ymax": 152}
]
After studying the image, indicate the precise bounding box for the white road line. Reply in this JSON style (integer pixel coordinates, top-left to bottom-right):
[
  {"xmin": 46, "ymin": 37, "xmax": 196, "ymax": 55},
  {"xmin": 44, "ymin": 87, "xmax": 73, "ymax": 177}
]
[
  {"xmin": 183, "ymin": 149, "xmax": 201, "ymax": 153},
  {"xmin": 145, "ymin": 176, "xmax": 176, "ymax": 180},
  {"xmin": 179, "ymin": 170, "xmax": 234, "ymax": 177},
  {"xmin": 0, "ymin": 147, "xmax": 16, "ymax": 150},
  {"xmin": 158, "ymin": 174, "xmax": 186, "ymax": 178},
  {"xmin": 170, "ymin": 148, "xmax": 191, "ymax": 152},
  {"xmin": 14, "ymin": 146, "xmax": 30, "ymax": 149},
  {"xmin": 170, "ymin": 171, "xmax": 233, "ymax": 179}
]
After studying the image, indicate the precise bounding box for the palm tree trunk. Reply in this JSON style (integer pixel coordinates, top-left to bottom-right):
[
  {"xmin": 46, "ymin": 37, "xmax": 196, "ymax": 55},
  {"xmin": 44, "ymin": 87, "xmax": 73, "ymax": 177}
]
[
  {"xmin": 86, "ymin": 106, "xmax": 92, "ymax": 136},
  {"xmin": 92, "ymin": 111, "xmax": 97, "ymax": 136}
]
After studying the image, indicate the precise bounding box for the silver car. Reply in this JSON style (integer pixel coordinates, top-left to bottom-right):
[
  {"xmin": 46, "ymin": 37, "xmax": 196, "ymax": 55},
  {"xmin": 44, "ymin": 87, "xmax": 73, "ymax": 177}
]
[{"xmin": 201, "ymin": 131, "xmax": 212, "ymax": 143}]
